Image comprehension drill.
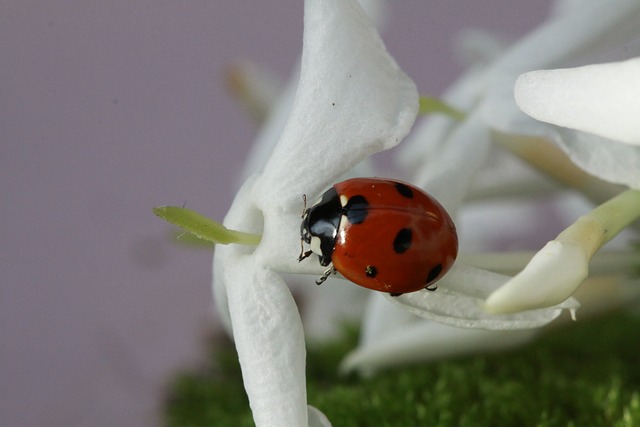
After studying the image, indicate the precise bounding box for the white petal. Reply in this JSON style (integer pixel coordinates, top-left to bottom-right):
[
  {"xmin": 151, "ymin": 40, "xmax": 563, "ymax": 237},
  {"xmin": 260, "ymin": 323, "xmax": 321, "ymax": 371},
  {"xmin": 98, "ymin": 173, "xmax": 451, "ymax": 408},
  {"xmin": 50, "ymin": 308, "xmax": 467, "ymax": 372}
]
[
  {"xmin": 482, "ymin": 1, "xmax": 640, "ymax": 135},
  {"xmin": 224, "ymin": 255, "xmax": 308, "ymax": 427},
  {"xmin": 551, "ymin": 128, "xmax": 640, "ymax": 189},
  {"xmin": 388, "ymin": 262, "xmax": 577, "ymax": 330},
  {"xmin": 412, "ymin": 113, "xmax": 492, "ymax": 216},
  {"xmin": 359, "ymin": 292, "xmax": 416, "ymax": 347},
  {"xmin": 515, "ymin": 58, "xmax": 640, "ymax": 146},
  {"xmin": 484, "ymin": 240, "xmax": 588, "ymax": 314},
  {"xmin": 253, "ymin": 0, "xmax": 418, "ymax": 213},
  {"xmin": 308, "ymin": 405, "xmax": 333, "ymax": 427},
  {"xmin": 357, "ymin": 0, "xmax": 389, "ymax": 30},
  {"xmin": 341, "ymin": 320, "xmax": 537, "ymax": 375},
  {"xmin": 453, "ymin": 29, "xmax": 510, "ymax": 68},
  {"xmin": 487, "ymin": 1, "xmax": 640, "ymax": 86},
  {"xmin": 239, "ymin": 71, "xmax": 299, "ymax": 184},
  {"xmin": 396, "ymin": 64, "xmax": 486, "ymax": 174},
  {"xmin": 212, "ymin": 249, "xmax": 232, "ymax": 334},
  {"xmin": 288, "ymin": 276, "xmax": 368, "ymax": 340},
  {"xmin": 213, "ymin": 177, "xmax": 309, "ymax": 425},
  {"xmin": 213, "ymin": 176, "xmax": 264, "ymax": 334}
]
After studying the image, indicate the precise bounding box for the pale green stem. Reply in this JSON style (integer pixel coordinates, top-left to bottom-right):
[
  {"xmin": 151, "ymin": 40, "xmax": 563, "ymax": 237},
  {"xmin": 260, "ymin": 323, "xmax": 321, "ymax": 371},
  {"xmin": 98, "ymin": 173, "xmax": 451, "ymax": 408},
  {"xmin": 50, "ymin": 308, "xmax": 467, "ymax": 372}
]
[
  {"xmin": 465, "ymin": 177, "xmax": 559, "ymax": 202},
  {"xmin": 493, "ymin": 132, "xmax": 624, "ymax": 204},
  {"xmin": 153, "ymin": 206, "xmax": 261, "ymax": 246},
  {"xmin": 556, "ymin": 189, "xmax": 640, "ymax": 259},
  {"xmin": 461, "ymin": 250, "xmax": 639, "ymax": 276},
  {"xmin": 418, "ymin": 96, "xmax": 465, "ymax": 121}
]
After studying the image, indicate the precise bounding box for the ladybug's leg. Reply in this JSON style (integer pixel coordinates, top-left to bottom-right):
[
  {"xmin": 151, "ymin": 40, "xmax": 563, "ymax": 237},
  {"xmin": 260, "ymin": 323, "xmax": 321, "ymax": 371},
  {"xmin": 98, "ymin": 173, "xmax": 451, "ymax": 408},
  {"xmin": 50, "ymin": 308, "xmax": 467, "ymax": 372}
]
[
  {"xmin": 315, "ymin": 267, "xmax": 336, "ymax": 285},
  {"xmin": 298, "ymin": 237, "xmax": 313, "ymax": 262},
  {"xmin": 424, "ymin": 283, "xmax": 438, "ymax": 292},
  {"xmin": 389, "ymin": 292, "xmax": 403, "ymax": 297},
  {"xmin": 298, "ymin": 249, "xmax": 313, "ymax": 262}
]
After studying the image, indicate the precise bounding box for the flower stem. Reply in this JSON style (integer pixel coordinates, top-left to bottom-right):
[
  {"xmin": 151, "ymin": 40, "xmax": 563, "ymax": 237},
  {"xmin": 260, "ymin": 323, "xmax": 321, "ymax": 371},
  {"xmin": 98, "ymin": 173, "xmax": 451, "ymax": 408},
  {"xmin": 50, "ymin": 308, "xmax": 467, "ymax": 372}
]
[
  {"xmin": 461, "ymin": 250, "xmax": 639, "ymax": 276},
  {"xmin": 556, "ymin": 189, "xmax": 640, "ymax": 259},
  {"xmin": 153, "ymin": 206, "xmax": 261, "ymax": 246},
  {"xmin": 418, "ymin": 96, "xmax": 465, "ymax": 121},
  {"xmin": 493, "ymin": 132, "xmax": 623, "ymax": 204}
]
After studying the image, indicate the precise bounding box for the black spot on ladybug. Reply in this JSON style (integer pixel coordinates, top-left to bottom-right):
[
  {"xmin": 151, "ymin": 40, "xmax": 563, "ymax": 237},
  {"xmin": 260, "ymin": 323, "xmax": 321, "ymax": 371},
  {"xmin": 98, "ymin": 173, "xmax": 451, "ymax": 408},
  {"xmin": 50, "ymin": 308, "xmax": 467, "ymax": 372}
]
[
  {"xmin": 365, "ymin": 265, "xmax": 377, "ymax": 278},
  {"xmin": 393, "ymin": 228, "xmax": 412, "ymax": 253},
  {"xmin": 343, "ymin": 195, "xmax": 369, "ymax": 224},
  {"xmin": 426, "ymin": 263, "xmax": 443, "ymax": 283},
  {"xmin": 394, "ymin": 182, "xmax": 414, "ymax": 198}
]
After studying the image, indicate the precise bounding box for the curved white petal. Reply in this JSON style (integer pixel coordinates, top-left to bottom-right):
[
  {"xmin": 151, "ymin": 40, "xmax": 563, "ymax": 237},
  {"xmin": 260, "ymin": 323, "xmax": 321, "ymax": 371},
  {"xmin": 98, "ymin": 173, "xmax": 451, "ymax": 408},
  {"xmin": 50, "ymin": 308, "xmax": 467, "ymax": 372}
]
[
  {"xmin": 488, "ymin": 1, "xmax": 640, "ymax": 77},
  {"xmin": 287, "ymin": 275, "xmax": 368, "ymax": 340},
  {"xmin": 484, "ymin": 241, "xmax": 587, "ymax": 314},
  {"xmin": 482, "ymin": 1, "xmax": 640, "ymax": 136},
  {"xmin": 239, "ymin": 70, "xmax": 299, "ymax": 184},
  {"xmin": 212, "ymin": 248, "xmax": 232, "ymax": 335},
  {"xmin": 357, "ymin": 0, "xmax": 389, "ymax": 30},
  {"xmin": 224, "ymin": 254, "xmax": 308, "ymax": 427},
  {"xmin": 253, "ymin": 0, "xmax": 418, "ymax": 213},
  {"xmin": 551, "ymin": 128, "xmax": 640, "ymax": 189},
  {"xmin": 388, "ymin": 262, "xmax": 578, "ymax": 330},
  {"xmin": 453, "ymin": 29, "xmax": 510, "ymax": 68},
  {"xmin": 413, "ymin": 113, "xmax": 492, "ymax": 216},
  {"xmin": 341, "ymin": 320, "xmax": 537, "ymax": 375},
  {"xmin": 213, "ymin": 176, "xmax": 264, "ymax": 334},
  {"xmin": 515, "ymin": 58, "xmax": 640, "ymax": 146},
  {"xmin": 359, "ymin": 292, "xmax": 416, "ymax": 347},
  {"xmin": 308, "ymin": 405, "xmax": 333, "ymax": 427},
  {"xmin": 397, "ymin": 64, "xmax": 486, "ymax": 174}
]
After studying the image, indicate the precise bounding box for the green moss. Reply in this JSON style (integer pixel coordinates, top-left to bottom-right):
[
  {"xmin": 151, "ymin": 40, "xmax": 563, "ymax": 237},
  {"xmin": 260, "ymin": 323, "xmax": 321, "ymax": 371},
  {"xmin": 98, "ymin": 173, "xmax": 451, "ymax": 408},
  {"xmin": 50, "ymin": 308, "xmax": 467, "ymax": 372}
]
[{"xmin": 164, "ymin": 314, "xmax": 640, "ymax": 426}]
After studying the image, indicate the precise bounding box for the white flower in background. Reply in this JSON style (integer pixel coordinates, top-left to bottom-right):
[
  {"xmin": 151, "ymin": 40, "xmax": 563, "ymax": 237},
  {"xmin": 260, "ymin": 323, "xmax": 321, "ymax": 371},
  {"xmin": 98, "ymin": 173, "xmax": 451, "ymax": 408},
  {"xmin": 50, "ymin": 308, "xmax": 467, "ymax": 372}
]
[
  {"xmin": 481, "ymin": 53, "xmax": 640, "ymax": 315},
  {"xmin": 213, "ymin": 0, "xmax": 417, "ymax": 425},
  {"xmin": 515, "ymin": 58, "xmax": 640, "ymax": 147},
  {"xmin": 397, "ymin": 0, "xmax": 640, "ymax": 317},
  {"xmin": 343, "ymin": 1, "xmax": 640, "ymax": 373}
]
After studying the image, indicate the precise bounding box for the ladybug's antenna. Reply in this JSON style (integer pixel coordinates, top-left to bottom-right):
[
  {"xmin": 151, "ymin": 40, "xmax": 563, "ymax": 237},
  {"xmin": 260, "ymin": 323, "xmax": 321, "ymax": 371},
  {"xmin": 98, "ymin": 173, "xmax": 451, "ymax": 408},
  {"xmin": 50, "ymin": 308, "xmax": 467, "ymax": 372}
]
[
  {"xmin": 300, "ymin": 194, "xmax": 307, "ymax": 218},
  {"xmin": 298, "ymin": 194, "xmax": 310, "ymax": 262}
]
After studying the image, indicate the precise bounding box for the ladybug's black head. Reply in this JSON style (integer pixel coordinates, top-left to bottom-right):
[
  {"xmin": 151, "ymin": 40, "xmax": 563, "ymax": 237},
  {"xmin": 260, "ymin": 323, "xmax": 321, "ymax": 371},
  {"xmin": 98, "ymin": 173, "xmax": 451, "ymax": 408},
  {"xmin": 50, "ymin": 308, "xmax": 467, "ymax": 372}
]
[
  {"xmin": 300, "ymin": 207, "xmax": 313, "ymax": 245},
  {"xmin": 299, "ymin": 187, "xmax": 341, "ymax": 267}
]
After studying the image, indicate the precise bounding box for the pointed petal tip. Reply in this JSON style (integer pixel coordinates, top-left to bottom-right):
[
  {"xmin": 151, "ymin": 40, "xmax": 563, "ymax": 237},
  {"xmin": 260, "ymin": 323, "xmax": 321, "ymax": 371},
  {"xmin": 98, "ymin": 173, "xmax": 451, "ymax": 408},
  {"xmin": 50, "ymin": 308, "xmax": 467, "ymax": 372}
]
[
  {"xmin": 484, "ymin": 241, "xmax": 587, "ymax": 314},
  {"xmin": 515, "ymin": 58, "xmax": 640, "ymax": 146}
]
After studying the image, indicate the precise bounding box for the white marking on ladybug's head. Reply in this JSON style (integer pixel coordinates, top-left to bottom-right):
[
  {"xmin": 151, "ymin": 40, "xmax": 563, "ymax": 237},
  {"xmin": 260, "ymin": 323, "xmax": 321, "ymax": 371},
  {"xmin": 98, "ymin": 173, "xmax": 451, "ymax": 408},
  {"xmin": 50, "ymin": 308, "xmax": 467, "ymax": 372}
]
[
  {"xmin": 339, "ymin": 194, "xmax": 348, "ymax": 207},
  {"xmin": 310, "ymin": 235, "xmax": 323, "ymax": 256}
]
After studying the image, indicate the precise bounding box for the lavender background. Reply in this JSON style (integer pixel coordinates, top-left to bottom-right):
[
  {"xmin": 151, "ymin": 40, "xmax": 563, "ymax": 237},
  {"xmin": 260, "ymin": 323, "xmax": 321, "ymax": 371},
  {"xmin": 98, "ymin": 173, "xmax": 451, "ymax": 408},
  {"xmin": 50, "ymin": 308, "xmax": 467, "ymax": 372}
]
[{"xmin": 2, "ymin": 1, "xmax": 552, "ymax": 425}]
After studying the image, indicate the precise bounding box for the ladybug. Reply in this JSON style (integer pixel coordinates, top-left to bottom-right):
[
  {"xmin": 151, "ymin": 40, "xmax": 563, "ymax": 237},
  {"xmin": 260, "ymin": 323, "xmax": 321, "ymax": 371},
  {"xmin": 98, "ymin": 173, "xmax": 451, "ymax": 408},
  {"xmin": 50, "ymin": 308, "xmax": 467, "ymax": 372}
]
[{"xmin": 298, "ymin": 178, "xmax": 458, "ymax": 296}]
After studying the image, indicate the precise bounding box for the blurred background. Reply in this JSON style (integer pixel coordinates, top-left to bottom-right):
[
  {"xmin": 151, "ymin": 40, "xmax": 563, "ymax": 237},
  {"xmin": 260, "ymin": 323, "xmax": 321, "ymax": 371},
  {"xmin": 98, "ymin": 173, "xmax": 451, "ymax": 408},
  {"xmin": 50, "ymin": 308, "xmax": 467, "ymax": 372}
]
[{"xmin": 2, "ymin": 1, "xmax": 553, "ymax": 425}]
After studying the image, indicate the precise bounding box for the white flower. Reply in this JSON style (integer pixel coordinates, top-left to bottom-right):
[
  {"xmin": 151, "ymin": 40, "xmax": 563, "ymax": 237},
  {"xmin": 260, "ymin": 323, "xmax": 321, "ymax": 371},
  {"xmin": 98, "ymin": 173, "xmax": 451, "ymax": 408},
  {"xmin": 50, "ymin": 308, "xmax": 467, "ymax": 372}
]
[
  {"xmin": 213, "ymin": 0, "xmax": 417, "ymax": 425},
  {"xmin": 344, "ymin": 1, "xmax": 640, "ymax": 373},
  {"xmin": 401, "ymin": 0, "xmax": 640, "ymax": 317}
]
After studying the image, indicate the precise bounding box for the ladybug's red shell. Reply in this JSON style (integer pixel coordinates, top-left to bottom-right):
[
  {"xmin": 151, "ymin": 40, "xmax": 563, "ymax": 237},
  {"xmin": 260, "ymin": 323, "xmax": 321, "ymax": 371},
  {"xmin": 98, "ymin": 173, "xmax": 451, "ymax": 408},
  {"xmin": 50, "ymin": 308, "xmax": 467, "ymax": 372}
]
[{"xmin": 300, "ymin": 178, "xmax": 458, "ymax": 294}]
